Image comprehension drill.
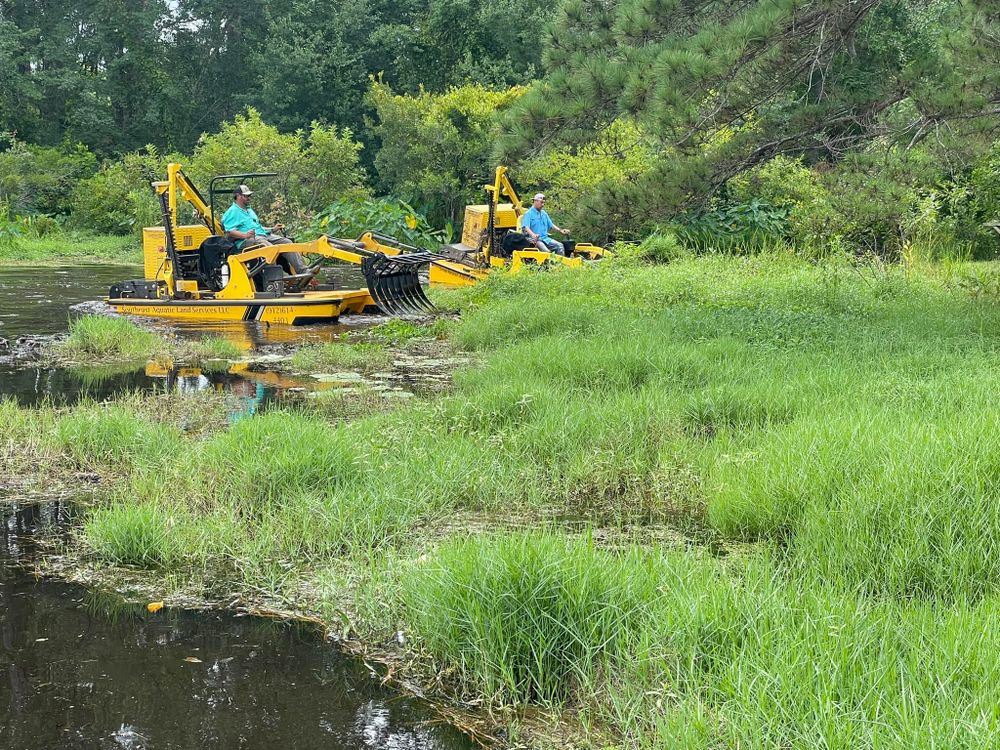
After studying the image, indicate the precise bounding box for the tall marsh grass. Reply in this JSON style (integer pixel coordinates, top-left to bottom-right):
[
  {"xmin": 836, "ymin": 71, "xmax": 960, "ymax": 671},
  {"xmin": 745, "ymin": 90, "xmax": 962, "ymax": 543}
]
[{"xmin": 23, "ymin": 251, "xmax": 1000, "ymax": 744}]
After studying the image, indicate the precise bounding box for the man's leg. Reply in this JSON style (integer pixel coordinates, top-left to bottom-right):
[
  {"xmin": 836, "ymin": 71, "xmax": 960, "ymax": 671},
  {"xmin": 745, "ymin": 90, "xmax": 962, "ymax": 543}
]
[
  {"xmin": 265, "ymin": 235, "xmax": 308, "ymax": 274},
  {"xmin": 540, "ymin": 237, "xmax": 565, "ymax": 256}
]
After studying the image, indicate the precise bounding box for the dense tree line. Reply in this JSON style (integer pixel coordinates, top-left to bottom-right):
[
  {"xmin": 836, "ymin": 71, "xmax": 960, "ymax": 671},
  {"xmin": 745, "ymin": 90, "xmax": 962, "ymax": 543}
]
[
  {"xmin": 3, "ymin": 0, "xmax": 1000, "ymax": 259},
  {"xmin": 0, "ymin": 0, "xmax": 548, "ymax": 155}
]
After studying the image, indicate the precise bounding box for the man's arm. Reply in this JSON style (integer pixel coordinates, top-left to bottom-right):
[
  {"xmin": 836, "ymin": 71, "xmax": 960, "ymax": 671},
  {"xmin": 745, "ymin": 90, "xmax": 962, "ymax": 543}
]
[{"xmin": 548, "ymin": 213, "xmax": 570, "ymax": 236}]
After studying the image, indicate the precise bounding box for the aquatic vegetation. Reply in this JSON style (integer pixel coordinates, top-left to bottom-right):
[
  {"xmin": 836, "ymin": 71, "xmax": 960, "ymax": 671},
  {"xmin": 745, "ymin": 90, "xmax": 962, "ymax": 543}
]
[
  {"xmin": 191, "ymin": 336, "xmax": 243, "ymax": 360},
  {"xmin": 18, "ymin": 252, "xmax": 1000, "ymax": 745},
  {"xmin": 58, "ymin": 315, "xmax": 164, "ymax": 360},
  {"xmin": 290, "ymin": 341, "xmax": 392, "ymax": 373}
]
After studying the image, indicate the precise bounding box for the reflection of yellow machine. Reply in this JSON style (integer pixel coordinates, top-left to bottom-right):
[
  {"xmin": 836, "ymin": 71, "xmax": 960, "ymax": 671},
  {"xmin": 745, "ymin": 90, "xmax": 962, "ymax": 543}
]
[
  {"xmin": 428, "ymin": 166, "xmax": 606, "ymax": 287},
  {"xmin": 107, "ymin": 164, "xmax": 436, "ymax": 322}
]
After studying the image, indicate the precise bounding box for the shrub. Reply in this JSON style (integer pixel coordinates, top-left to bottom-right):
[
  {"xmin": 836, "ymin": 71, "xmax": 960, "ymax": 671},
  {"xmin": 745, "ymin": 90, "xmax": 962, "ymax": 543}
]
[
  {"xmin": 519, "ymin": 119, "xmax": 657, "ymax": 241},
  {"xmin": 188, "ymin": 108, "xmax": 366, "ymax": 223},
  {"xmin": 0, "ymin": 134, "xmax": 97, "ymax": 215},
  {"xmin": 70, "ymin": 148, "xmax": 177, "ymax": 235},
  {"xmin": 366, "ymin": 80, "xmax": 524, "ymax": 227},
  {"xmin": 727, "ymin": 155, "xmax": 844, "ymax": 253},
  {"xmin": 309, "ymin": 196, "xmax": 443, "ymax": 248}
]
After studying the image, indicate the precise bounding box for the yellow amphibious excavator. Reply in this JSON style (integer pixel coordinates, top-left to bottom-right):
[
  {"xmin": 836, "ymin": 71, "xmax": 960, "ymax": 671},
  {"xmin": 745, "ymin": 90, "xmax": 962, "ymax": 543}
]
[
  {"xmin": 427, "ymin": 166, "xmax": 606, "ymax": 287},
  {"xmin": 106, "ymin": 164, "xmax": 604, "ymax": 322},
  {"xmin": 107, "ymin": 164, "xmax": 440, "ymax": 322}
]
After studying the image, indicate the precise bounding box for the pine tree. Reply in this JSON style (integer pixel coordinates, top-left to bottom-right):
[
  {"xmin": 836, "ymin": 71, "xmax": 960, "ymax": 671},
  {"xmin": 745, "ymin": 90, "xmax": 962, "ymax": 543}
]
[{"xmin": 498, "ymin": 0, "xmax": 1000, "ymax": 232}]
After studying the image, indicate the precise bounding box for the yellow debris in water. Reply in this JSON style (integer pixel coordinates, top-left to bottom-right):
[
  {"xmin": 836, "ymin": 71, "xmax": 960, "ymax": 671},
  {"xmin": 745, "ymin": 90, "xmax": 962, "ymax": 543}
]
[{"xmin": 147, "ymin": 601, "xmax": 164, "ymax": 613}]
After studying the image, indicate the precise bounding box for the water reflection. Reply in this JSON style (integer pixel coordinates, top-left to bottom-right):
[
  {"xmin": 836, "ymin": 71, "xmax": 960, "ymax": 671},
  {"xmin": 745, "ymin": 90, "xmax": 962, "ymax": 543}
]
[{"xmin": 0, "ymin": 504, "xmax": 474, "ymax": 750}]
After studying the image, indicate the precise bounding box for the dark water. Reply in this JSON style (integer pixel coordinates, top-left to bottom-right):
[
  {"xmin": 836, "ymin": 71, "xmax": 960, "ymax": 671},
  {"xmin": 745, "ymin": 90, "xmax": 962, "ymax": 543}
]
[
  {"xmin": 0, "ymin": 503, "xmax": 475, "ymax": 750},
  {"xmin": 0, "ymin": 263, "xmax": 392, "ymax": 407},
  {"xmin": 0, "ymin": 262, "xmax": 369, "ymax": 342},
  {"xmin": 0, "ymin": 265, "xmax": 136, "ymax": 340}
]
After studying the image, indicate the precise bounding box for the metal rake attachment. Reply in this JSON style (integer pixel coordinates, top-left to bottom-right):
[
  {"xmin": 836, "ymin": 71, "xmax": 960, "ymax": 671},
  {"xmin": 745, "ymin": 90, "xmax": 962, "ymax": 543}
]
[{"xmin": 361, "ymin": 251, "xmax": 436, "ymax": 316}]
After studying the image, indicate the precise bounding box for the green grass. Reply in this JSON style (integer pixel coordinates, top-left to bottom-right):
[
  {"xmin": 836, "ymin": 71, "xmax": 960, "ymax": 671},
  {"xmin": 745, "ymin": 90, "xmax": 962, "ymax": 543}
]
[
  {"xmin": 191, "ymin": 335, "xmax": 243, "ymax": 360},
  {"xmin": 0, "ymin": 233, "xmax": 140, "ymax": 264},
  {"xmin": 290, "ymin": 341, "xmax": 393, "ymax": 373},
  {"xmin": 21, "ymin": 251, "xmax": 1000, "ymax": 746},
  {"xmin": 85, "ymin": 502, "xmax": 189, "ymax": 568},
  {"xmin": 57, "ymin": 315, "xmax": 166, "ymax": 360}
]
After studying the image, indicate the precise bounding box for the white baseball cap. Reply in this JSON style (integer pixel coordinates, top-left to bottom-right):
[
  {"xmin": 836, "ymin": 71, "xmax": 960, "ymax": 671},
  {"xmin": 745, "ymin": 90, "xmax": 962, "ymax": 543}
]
[
  {"xmin": 533, "ymin": 193, "xmax": 545, "ymax": 201},
  {"xmin": 235, "ymin": 184, "xmax": 253, "ymax": 197}
]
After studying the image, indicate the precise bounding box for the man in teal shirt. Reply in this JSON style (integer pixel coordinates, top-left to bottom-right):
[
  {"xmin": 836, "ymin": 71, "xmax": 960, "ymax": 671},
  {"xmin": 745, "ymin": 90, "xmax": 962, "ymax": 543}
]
[
  {"xmin": 520, "ymin": 192, "xmax": 571, "ymax": 255},
  {"xmin": 222, "ymin": 184, "xmax": 306, "ymax": 272}
]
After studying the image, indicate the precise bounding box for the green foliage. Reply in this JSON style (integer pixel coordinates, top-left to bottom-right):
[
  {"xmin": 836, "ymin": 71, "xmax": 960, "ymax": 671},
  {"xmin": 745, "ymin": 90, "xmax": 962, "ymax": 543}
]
[
  {"xmin": 499, "ymin": 0, "xmax": 1000, "ymax": 237},
  {"xmin": 633, "ymin": 230, "xmax": 688, "ymax": 264},
  {"xmin": 366, "ymin": 81, "xmax": 524, "ymax": 226},
  {"xmin": 85, "ymin": 503, "xmax": 187, "ymax": 568},
  {"xmin": 188, "ymin": 108, "xmax": 367, "ymax": 223},
  {"xmin": 405, "ymin": 533, "xmax": 666, "ymax": 703},
  {"xmin": 0, "ymin": 233, "xmax": 139, "ymax": 264},
  {"xmin": 192, "ymin": 336, "xmax": 243, "ymax": 361},
  {"xmin": 70, "ymin": 148, "xmax": 176, "ymax": 236},
  {"xmin": 675, "ymin": 199, "xmax": 790, "ymax": 253},
  {"xmin": 369, "ymin": 319, "xmax": 430, "ymax": 343},
  {"xmin": 0, "ymin": 134, "xmax": 97, "ymax": 215},
  {"xmin": 56, "ymin": 405, "xmax": 181, "ymax": 469},
  {"xmin": 727, "ymin": 156, "xmax": 844, "ymax": 253},
  {"xmin": 310, "ymin": 196, "xmax": 443, "ymax": 249},
  {"xmin": 518, "ymin": 119, "xmax": 657, "ymax": 240},
  {"xmin": 290, "ymin": 342, "xmax": 392, "ymax": 374}
]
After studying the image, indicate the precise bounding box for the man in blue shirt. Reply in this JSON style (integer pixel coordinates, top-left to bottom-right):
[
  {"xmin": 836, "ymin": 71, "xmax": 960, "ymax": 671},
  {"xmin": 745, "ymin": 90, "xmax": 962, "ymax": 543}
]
[
  {"xmin": 221, "ymin": 185, "xmax": 307, "ymax": 272},
  {"xmin": 520, "ymin": 193, "xmax": 571, "ymax": 256}
]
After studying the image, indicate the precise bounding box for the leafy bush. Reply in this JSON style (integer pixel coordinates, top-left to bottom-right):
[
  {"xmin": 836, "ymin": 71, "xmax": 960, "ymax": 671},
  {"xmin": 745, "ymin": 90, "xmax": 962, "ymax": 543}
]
[
  {"xmin": 70, "ymin": 147, "xmax": 178, "ymax": 235},
  {"xmin": 366, "ymin": 80, "xmax": 524, "ymax": 226},
  {"xmin": 0, "ymin": 134, "xmax": 97, "ymax": 215},
  {"xmin": 188, "ymin": 107, "xmax": 367, "ymax": 223},
  {"xmin": 309, "ymin": 196, "xmax": 443, "ymax": 248},
  {"xmin": 519, "ymin": 119, "xmax": 657, "ymax": 241},
  {"xmin": 675, "ymin": 199, "xmax": 790, "ymax": 252},
  {"xmin": 727, "ymin": 155, "xmax": 845, "ymax": 253}
]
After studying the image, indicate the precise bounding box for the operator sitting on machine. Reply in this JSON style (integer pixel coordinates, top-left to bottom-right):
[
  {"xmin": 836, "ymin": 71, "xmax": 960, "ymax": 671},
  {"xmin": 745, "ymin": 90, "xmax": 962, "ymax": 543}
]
[
  {"xmin": 222, "ymin": 184, "xmax": 307, "ymax": 273},
  {"xmin": 521, "ymin": 192, "xmax": 571, "ymax": 256}
]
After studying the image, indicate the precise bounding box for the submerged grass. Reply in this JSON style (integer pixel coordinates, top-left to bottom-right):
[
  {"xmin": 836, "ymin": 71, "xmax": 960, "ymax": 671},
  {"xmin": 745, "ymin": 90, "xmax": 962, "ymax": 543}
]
[
  {"xmin": 17, "ymin": 251, "xmax": 1000, "ymax": 746},
  {"xmin": 290, "ymin": 341, "xmax": 393, "ymax": 373}
]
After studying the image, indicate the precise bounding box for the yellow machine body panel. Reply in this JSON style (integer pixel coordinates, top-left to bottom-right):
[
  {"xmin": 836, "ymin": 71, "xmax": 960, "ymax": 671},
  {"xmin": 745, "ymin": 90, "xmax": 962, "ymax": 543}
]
[
  {"xmin": 143, "ymin": 225, "xmax": 212, "ymax": 281},
  {"xmin": 111, "ymin": 289, "xmax": 373, "ymax": 325},
  {"xmin": 461, "ymin": 204, "xmax": 519, "ymax": 247}
]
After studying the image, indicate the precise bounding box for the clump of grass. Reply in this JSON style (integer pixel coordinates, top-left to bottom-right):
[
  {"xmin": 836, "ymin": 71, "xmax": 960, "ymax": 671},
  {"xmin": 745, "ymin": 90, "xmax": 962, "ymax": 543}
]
[
  {"xmin": 58, "ymin": 315, "xmax": 165, "ymax": 360},
  {"xmin": 191, "ymin": 336, "xmax": 243, "ymax": 360},
  {"xmin": 405, "ymin": 532, "xmax": 666, "ymax": 704},
  {"xmin": 369, "ymin": 318, "xmax": 428, "ymax": 342},
  {"xmin": 84, "ymin": 502, "xmax": 188, "ymax": 567},
  {"xmin": 55, "ymin": 403, "xmax": 182, "ymax": 470},
  {"xmin": 290, "ymin": 341, "xmax": 392, "ymax": 373}
]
